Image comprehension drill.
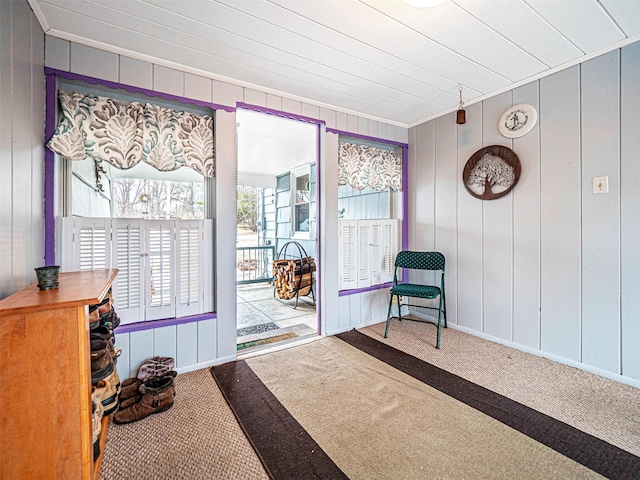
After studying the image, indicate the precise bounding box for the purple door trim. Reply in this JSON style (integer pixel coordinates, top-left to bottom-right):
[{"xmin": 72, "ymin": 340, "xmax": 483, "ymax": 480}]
[
  {"xmin": 236, "ymin": 102, "xmax": 325, "ymax": 334},
  {"xmin": 237, "ymin": 102, "xmax": 325, "ymax": 126}
]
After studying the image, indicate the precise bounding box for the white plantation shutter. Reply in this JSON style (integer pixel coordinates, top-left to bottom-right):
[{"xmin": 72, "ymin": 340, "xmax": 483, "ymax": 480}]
[
  {"xmin": 357, "ymin": 222, "xmax": 371, "ymax": 289},
  {"xmin": 338, "ymin": 220, "xmax": 358, "ymax": 290},
  {"xmin": 146, "ymin": 220, "xmax": 174, "ymax": 321},
  {"xmin": 175, "ymin": 220, "xmax": 205, "ymax": 317},
  {"xmin": 339, "ymin": 219, "xmax": 400, "ymax": 291},
  {"xmin": 112, "ymin": 219, "xmax": 143, "ymax": 325},
  {"xmin": 58, "ymin": 217, "xmax": 76, "ymax": 271},
  {"xmin": 59, "ymin": 217, "xmax": 111, "ymax": 272},
  {"xmin": 381, "ymin": 220, "xmax": 399, "ymax": 284},
  {"xmin": 58, "ymin": 217, "xmax": 213, "ymax": 321},
  {"xmin": 370, "ymin": 222, "xmax": 384, "ymax": 286}
]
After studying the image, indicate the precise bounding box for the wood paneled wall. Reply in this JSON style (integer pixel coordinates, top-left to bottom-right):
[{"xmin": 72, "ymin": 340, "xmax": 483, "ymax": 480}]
[
  {"xmin": 44, "ymin": 36, "xmax": 408, "ymax": 376},
  {"xmin": 0, "ymin": 1, "xmax": 45, "ymax": 299},
  {"xmin": 408, "ymin": 45, "xmax": 640, "ymax": 384}
]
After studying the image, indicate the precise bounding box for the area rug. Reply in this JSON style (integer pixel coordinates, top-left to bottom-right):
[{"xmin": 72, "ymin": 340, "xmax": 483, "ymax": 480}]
[
  {"xmin": 237, "ymin": 322, "xmax": 280, "ymax": 337},
  {"xmin": 212, "ymin": 333, "xmax": 640, "ymax": 479},
  {"xmin": 236, "ymin": 332, "xmax": 298, "ymax": 351}
]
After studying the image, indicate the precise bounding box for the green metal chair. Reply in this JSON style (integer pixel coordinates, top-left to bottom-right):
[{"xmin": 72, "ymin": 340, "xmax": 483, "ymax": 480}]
[{"xmin": 384, "ymin": 251, "xmax": 447, "ymax": 348}]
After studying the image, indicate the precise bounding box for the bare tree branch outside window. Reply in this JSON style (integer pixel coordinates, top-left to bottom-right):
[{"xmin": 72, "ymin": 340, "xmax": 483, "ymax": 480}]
[{"xmin": 112, "ymin": 177, "xmax": 204, "ymax": 219}]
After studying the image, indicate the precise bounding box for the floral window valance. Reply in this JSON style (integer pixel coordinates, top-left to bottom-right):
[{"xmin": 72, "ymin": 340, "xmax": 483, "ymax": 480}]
[
  {"xmin": 47, "ymin": 90, "xmax": 214, "ymax": 177},
  {"xmin": 338, "ymin": 142, "xmax": 401, "ymax": 191}
]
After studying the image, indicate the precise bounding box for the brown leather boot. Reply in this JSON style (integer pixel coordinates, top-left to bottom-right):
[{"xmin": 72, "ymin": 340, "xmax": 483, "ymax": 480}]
[
  {"xmin": 100, "ymin": 370, "xmax": 120, "ymax": 415},
  {"xmin": 97, "ymin": 296, "xmax": 112, "ymax": 315},
  {"xmin": 119, "ymin": 377, "xmax": 142, "ymax": 402},
  {"xmin": 113, "ymin": 376, "xmax": 175, "ymax": 424},
  {"xmin": 119, "ymin": 393, "xmax": 142, "ymax": 410},
  {"xmin": 90, "ymin": 326, "xmax": 119, "ymax": 360},
  {"xmin": 89, "ymin": 305, "xmax": 100, "ymax": 330},
  {"xmin": 119, "ymin": 371, "xmax": 176, "ymax": 407},
  {"xmin": 92, "ymin": 382, "xmax": 106, "ymax": 461},
  {"xmin": 90, "ymin": 338, "xmax": 114, "ymax": 383}
]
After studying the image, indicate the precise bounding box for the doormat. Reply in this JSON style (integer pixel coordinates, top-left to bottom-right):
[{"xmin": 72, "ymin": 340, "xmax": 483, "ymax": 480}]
[
  {"xmin": 237, "ymin": 322, "xmax": 280, "ymax": 337},
  {"xmin": 237, "ymin": 332, "xmax": 298, "ymax": 351}
]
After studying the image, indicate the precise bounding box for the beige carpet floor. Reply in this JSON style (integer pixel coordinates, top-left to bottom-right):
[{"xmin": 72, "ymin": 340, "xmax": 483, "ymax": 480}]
[
  {"xmin": 100, "ymin": 320, "xmax": 639, "ymax": 479},
  {"xmin": 246, "ymin": 336, "xmax": 602, "ymax": 479},
  {"xmin": 364, "ymin": 318, "xmax": 640, "ymax": 457},
  {"xmin": 100, "ymin": 368, "xmax": 269, "ymax": 480}
]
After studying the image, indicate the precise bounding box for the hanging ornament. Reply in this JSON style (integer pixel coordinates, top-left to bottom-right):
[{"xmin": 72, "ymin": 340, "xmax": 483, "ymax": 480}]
[{"xmin": 456, "ymin": 85, "xmax": 466, "ymax": 125}]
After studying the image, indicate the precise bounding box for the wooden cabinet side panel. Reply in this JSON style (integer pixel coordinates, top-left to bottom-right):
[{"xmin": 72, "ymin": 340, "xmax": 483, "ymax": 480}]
[{"xmin": 0, "ymin": 306, "xmax": 92, "ymax": 479}]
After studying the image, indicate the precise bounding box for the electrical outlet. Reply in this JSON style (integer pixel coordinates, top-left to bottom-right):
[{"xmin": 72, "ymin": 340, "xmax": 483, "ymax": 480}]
[{"xmin": 593, "ymin": 176, "xmax": 609, "ymax": 194}]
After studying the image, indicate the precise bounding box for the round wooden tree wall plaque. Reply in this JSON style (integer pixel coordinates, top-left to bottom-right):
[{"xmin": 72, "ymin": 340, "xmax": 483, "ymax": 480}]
[{"xmin": 463, "ymin": 145, "xmax": 521, "ymax": 200}]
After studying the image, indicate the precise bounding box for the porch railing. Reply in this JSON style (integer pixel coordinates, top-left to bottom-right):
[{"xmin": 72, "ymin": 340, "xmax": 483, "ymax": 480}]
[{"xmin": 236, "ymin": 245, "xmax": 276, "ymax": 285}]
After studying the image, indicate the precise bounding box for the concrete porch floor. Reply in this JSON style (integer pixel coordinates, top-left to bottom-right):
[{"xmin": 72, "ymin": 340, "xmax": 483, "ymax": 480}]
[{"xmin": 236, "ymin": 282, "xmax": 317, "ymax": 345}]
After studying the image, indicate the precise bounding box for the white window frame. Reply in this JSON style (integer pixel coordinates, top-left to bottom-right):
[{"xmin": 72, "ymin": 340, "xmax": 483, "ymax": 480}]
[{"xmin": 290, "ymin": 164, "xmax": 311, "ymax": 240}]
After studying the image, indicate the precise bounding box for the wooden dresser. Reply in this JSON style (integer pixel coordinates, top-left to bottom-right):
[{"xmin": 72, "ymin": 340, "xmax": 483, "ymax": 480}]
[{"xmin": 0, "ymin": 269, "xmax": 118, "ymax": 480}]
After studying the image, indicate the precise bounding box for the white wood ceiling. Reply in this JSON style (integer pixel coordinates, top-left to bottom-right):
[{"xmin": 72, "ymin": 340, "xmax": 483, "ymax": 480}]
[{"xmin": 30, "ymin": 0, "xmax": 640, "ymax": 126}]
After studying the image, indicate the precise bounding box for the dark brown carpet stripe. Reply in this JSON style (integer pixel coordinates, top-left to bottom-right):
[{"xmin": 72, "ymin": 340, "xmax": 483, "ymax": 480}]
[
  {"xmin": 211, "ymin": 361, "xmax": 348, "ymax": 480},
  {"xmin": 337, "ymin": 329, "xmax": 640, "ymax": 480}
]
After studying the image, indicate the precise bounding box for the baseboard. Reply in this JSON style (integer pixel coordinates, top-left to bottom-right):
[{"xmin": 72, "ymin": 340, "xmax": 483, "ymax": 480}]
[
  {"xmin": 407, "ymin": 310, "xmax": 640, "ymax": 389},
  {"xmin": 325, "ymin": 317, "xmax": 387, "ymax": 337},
  {"xmin": 175, "ymin": 354, "xmax": 237, "ymax": 374},
  {"xmin": 238, "ymin": 334, "xmax": 323, "ymax": 360}
]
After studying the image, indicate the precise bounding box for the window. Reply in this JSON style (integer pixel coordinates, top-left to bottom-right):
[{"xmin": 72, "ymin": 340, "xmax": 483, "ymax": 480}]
[
  {"xmin": 60, "ymin": 155, "xmax": 214, "ymax": 325},
  {"xmin": 47, "ymin": 80, "xmax": 217, "ymax": 326},
  {"xmin": 337, "ymin": 136, "xmax": 403, "ymax": 292},
  {"xmin": 57, "ymin": 118, "xmax": 214, "ymax": 325},
  {"xmin": 291, "ymin": 165, "xmax": 310, "ymax": 237}
]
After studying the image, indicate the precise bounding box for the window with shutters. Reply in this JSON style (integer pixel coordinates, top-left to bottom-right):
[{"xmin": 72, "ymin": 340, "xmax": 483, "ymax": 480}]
[
  {"xmin": 336, "ymin": 134, "xmax": 404, "ymax": 293},
  {"xmin": 59, "ymin": 157, "xmax": 214, "ymax": 325},
  {"xmin": 338, "ymin": 219, "xmax": 399, "ymax": 291},
  {"xmin": 59, "ymin": 217, "xmax": 213, "ymax": 325},
  {"xmin": 51, "ymin": 80, "xmax": 216, "ymax": 325},
  {"xmin": 58, "ymin": 164, "xmax": 214, "ymax": 324}
]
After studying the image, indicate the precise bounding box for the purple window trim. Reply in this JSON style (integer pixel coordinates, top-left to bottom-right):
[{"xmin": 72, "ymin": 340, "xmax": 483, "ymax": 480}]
[
  {"xmin": 237, "ymin": 102, "xmax": 326, "ymax": 126},
  {"xmin": 43, "ymin": 67, "xmax": 235, "ymax": 264},
  {"xmin": 338, "ymin": 282, "xmax": 393, "ymax": 297},
  {"xmin": 328, "ymin": 127, "xmax": 409, "ymax": 283},
  {"xmin": 326, "ymin": 127, "xmax": 409, "ymax": 148},
  {"xmin": 44, "ymin": 67, "xmax": 235, "ymax": 115},
  {"xmin": 44, "ymin": 73, "xmax": 58, "ymax": 266},
  {"xmin": 401, "ymin": 146, "xmax": 408, "ymax": 251},
  {"xmin": 115, "ymin": 312, "xmax": 218, "ymax": 334}
]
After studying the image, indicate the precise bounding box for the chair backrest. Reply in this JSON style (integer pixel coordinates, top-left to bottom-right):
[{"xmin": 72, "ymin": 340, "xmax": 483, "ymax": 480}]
[{"xmin": 394, "ymin": 251, "xmax": 445, "ymax": 271}]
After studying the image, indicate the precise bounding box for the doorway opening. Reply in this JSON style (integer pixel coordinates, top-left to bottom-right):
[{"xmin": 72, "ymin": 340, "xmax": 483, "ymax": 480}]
[{"xmin": 235, "ymin": 108, "xmax": 319, "ymax": 352}]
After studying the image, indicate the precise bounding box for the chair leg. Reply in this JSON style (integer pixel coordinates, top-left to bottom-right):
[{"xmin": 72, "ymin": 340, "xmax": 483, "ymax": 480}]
[
  {"xmin": 442, "ymin": 289, "xmax": 447, "ymax": 328},
  {"xmin": 384, "ymin": 295, "xmax": 394, "ymax": 338},
  {"xmin": 397, "ymin": 296, "xmax": 403, "ymax": 322},
  {"xmin": 436, "ymin": 296, "xmax": 443, "ymax": 349}
]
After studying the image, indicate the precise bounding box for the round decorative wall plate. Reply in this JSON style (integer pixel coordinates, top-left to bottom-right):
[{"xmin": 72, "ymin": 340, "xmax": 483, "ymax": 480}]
[
  {"xmin": 498, "ymin": 104, "xmax": 537, "ymax": 138},
  {"xmin": 462, "ymin": 145, "xmax": 521, "ymax": 200}
]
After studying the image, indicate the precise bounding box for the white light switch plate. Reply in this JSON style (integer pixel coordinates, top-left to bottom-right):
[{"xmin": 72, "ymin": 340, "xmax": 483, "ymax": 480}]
[{"xmin": 593, "ymin": 176, "xmax": 609, "ymax": 194}]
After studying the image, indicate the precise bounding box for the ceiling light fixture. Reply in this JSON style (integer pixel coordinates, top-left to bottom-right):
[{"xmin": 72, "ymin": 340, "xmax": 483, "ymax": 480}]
[
  {"xmin": 405, "ymin": 0, "xmax": 447, "ymax": 8},
  {"xmin": 456, "ymin": 85, "xmax": 466, "ymax": 125}
]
